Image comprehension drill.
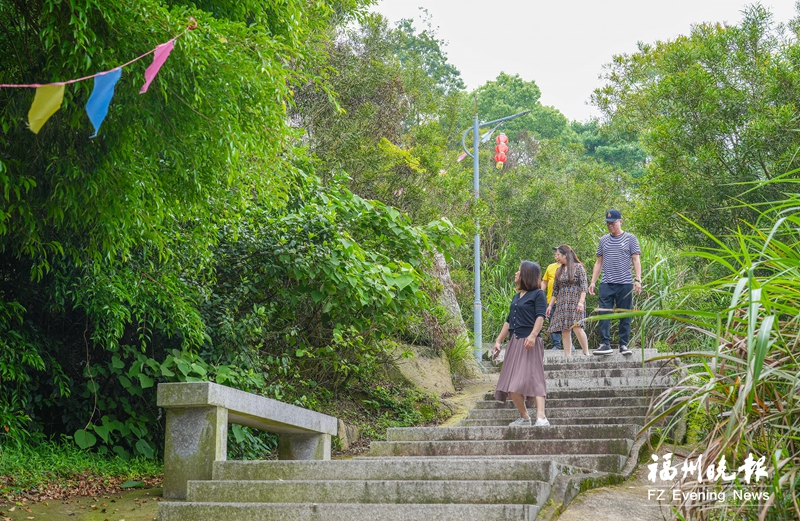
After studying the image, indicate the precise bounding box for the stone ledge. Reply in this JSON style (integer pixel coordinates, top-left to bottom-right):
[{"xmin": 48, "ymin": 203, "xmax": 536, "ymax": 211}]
[{"xmin": 157, "ymin": 382, "xmax": 338, "ymax": 436}]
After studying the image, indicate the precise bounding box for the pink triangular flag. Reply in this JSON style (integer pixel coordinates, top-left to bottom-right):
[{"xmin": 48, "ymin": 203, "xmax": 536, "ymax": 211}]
[
  {"xmin": 457, "ymin": 152, "xmax": 468, "ymax": 162},
  {"xmin": 140, "ymin": 39, "xmax": 175, "ymax": 94}
]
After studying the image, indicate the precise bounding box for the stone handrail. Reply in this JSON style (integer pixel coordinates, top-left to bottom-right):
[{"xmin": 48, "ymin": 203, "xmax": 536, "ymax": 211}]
[{"xmin": 157, "ymin": 381, "xmax": 338, "ymax": 499}]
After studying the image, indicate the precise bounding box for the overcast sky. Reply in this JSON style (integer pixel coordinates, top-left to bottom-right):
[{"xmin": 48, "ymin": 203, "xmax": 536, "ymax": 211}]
[{"xmin": 372, "ymin": 1, "xmax": 798, "ymax": 122}]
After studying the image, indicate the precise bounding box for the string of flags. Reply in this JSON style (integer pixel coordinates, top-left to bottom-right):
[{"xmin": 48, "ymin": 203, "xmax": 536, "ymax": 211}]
[{"xmin": 0, "ymin": 19, "xmax": 197, "ymax": 136}]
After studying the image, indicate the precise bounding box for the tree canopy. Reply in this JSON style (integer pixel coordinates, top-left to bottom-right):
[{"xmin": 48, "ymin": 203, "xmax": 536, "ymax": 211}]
[
  {"xmin": 593, "ymin": 5, "xmax": 800, "ymax": 242},
  {"xmin": 0, "ymin": 0, "xmax": 464, "ymax": 456}
]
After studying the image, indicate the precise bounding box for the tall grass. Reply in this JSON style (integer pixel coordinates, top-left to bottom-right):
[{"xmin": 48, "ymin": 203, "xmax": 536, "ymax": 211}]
[
  {"xmin": 627, "ymin": 235, "xmax": 712, "ymax": 352},
  {"xmin": 641, "ymin": 175, "xmax": 800, "ymax": 520},
  {"xmin": 482, "ymin": 244, "xmax": 519, "ymax": 344}
]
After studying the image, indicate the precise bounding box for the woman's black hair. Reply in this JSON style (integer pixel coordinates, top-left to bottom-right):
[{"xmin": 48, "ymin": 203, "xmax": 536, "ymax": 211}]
[
  {"xmin": 517, "ymin": 261, "xmax": 541, "ymax": 292},
  {"xmin": 556, "ymin": 244, "xmax": 583, "ymax": 283}
]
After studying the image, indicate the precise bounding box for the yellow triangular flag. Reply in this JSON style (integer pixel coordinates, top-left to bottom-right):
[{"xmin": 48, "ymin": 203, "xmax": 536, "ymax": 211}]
[{"xmin": 28, "ymin": 84, "xmax": 65, "ymax": 134}]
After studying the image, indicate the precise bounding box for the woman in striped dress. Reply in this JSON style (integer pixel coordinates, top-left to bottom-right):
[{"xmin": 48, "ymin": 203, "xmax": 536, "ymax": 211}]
[{"xmin": 546, "ymin": 245, "xmax": 589, "ymax": 357}]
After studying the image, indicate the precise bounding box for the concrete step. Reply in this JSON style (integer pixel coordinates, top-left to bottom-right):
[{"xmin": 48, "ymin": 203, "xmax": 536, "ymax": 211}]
[
  {"xmin": 385, "ymin": 424, "xmax": 638, "ymax": 442},
  {"xmin": 213, "ymin": 458, "xmax": 560, "ymax": 482},
  {"xmin": 368, "ymin": 438, "xmax": 633, "ymax": 458},
  {"xmin": 466, "ymin": 405, "xmax": 650, "ymax": 420},
  {"xmin": 483, "ymin": 386, "xmax": 670, "ymax": 400},
  {"xmin": 541, "ymin": 357, "xmax": 673, "ymax": 371},
  {"xmin": 185, "ymin": 479, "xmax": 550, "ymax": 505},
  {"xmin": 544, "ymin": 356, "xmax": 675, "ymax": 372},
  {"xmin": 540, "ymin": 348, "xmax": 662, "ymax": 362},
  {"xmin": 543, "ymin": 367, "xmax": 669, "ymax": 380},
  {"xmin": 355, "ymin": 454, "xmax": 626, "ymax": 473},
  {"xmin": 492, "ymin": 347, "xmax": 664, "ymax": 366},
  {"xmin": 543, "ymin": 347, "xmax": 661, "ymax": 357},
  {"xmin": 460, "ymin": 417, "xmax": 647, "ymax": 427},
  {"xmin": 544, "ymin": 375, "xmax": 674, "ymax": 388},
  {"xmin": 159, "ymin": 502, "xmax": 541, "ymax": 521},
  {"xmin": 475, "ymin": 396, "xmax": 650, "ymax": 409}
]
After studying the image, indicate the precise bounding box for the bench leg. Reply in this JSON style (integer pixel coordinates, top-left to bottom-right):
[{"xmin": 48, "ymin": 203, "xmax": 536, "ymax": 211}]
[
  {"xmin": 278, "ymin": 432, "xmax": 331, "ymax": 460},
  {"xmin": 162, "ymin": 406, "xmax": 228, "ymax": 499}
]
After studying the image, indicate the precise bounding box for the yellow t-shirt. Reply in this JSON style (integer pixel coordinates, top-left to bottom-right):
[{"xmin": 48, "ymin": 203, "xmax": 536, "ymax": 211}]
[{"xmin": 543, "ymin": 262, "xmax": 559, "ymax": 303}]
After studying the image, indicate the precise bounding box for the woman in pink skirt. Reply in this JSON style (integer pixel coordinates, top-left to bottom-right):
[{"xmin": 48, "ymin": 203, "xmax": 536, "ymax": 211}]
[{"xmin": 492, "ymin": 261, "xmax": 549, "ymax": 427}]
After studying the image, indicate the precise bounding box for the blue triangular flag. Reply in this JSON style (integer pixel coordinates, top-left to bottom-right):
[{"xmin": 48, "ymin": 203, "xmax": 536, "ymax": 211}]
[{"xmin": 86, "ymin": 67, "xmax": 122, "ymax": 137}]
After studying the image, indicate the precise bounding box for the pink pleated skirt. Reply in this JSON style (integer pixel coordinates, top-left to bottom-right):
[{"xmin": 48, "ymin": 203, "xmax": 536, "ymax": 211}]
[{"xmin": 494, "ymin": 334, "xmax": 546, "ymax": 400}]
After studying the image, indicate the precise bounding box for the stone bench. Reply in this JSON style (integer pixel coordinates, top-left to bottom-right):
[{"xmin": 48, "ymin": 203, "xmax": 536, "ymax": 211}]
[{"xmin": 157, "ymin": 381, "xmax": 338, "ymax": 499}]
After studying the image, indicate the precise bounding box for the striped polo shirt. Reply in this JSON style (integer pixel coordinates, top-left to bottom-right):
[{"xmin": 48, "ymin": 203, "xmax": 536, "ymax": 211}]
[{"xmin": 596, "ymin": 232, "xmax": 641, "ymax": 284}]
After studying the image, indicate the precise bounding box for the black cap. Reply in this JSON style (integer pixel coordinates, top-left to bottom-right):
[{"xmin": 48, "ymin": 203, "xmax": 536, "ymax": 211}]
[{"xmin": 605, "ymin": 209, "xmax": 622, "ymax": 222}]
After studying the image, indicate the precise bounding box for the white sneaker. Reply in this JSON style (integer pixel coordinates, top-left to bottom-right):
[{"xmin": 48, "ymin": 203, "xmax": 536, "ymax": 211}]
[
  {"xmin": 508, "ymin": 417, "xmax": 532, "ymax": 426},
  {"xmin": 534, "ymin": 418, "xmax": 550, "ymax": 427}
]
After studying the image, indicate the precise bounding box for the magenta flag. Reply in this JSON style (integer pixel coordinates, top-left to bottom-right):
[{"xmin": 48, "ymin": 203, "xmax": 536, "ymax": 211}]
[{"xmin": 140, "ymin": 39, "xmax": 175, "ymax": 94}]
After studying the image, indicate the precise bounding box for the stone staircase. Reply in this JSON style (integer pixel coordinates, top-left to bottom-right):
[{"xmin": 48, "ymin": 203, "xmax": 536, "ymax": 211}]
[{"xmin": 159, "ymin": 349, "xmax": 676, "ymax": 521}]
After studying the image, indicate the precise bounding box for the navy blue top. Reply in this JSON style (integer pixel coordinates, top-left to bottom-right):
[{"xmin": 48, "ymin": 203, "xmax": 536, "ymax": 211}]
[{"xmin": 505, "ymin": 288, "xmax": 547, "ymax": 338}]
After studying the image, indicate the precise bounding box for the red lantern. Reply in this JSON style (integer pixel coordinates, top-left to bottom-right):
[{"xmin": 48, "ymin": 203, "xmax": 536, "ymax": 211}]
[{"xmin": 495, "ymin": 133, "xmax": 509, "ymax": 168}]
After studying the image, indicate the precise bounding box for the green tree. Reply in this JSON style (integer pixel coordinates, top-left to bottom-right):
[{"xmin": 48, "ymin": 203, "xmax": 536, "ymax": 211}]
[
  {"xmin": 393, "ymin": 9, "xmax": 465, "ymax": 95},
  {"xmin": 1, "ymin": 0, "xmax": 462, "ymax": 456},
  {"xmin": 472, "ymin": 73, "xmax": 576, "ymax": 143},
  {"xmin": 291, "ymin": 13, "xmax": 466, "ymax": 223},
  {"xmin": 593, "ymin": 5, "xmax": 800, "ymax": 243},
  {"xmin": 571, "ymin": 120, "xmax": 647, "ymax": 178}
]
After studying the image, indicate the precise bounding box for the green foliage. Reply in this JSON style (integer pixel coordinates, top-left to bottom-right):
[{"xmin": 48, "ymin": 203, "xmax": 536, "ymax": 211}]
[
  {"xmin": 393, "ymin": 10, "xmax": 465, "ymax": 94},
  {"xmin": 642, "ymin": 176, "xmax": 800, "ymax": 519},
  {"xmin": 684, "ymin": 401, "xmax": 712, "ymax": 445},
  {"xmin": 1, "ymin": 0, "xmax": 473, "ymax": 458},
  {"xmin": 480, "ymin": 244, "xmax": 518, "ymax": 342},
  {"xmin": 441, "ymin": 334, "xmax": 474, "ymax": 379},
  {"xmin": 205, "ymin": 171, "xmax": 463, "ymax": 395},
  {"xmin": 0, "ymin": 439, "xmax": 161, "ymax": 499},
  {"xmin": 571, "ymin": 120, "xmax": 647, "ymax": 178},
  {"xmin": 227, "ymin": 425, "xmax": 278, "ymax": 461},
  {"xmin": 357, "ymin": 385, "xmax": 444, "ymax": 440},
  {"xmin": 473, "ymin": 73, "xmax": 576, "ymax": 143},
  {"xmin": 482, "ymin": 141, "xmax": 626, "ymax": 264},
  {"xmin": 623, "ymin": 234, "xmax": 712, "ymax": 351},
  {"xmin": 291, "ymin": 13, "xmax": 466, "ymax": 223},
  {"xmin": 0, "ymin": 300, "xmax": 49, "ymax": 447},
  {"xmin": 594, "ymin": 5, "xmax": 800, "ymax": 243}
]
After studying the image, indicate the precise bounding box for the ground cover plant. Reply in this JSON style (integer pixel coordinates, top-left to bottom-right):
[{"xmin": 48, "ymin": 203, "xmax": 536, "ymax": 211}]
[{"xmin": 0, "ymin": 440, "xmax": 161, "ymax": 503}]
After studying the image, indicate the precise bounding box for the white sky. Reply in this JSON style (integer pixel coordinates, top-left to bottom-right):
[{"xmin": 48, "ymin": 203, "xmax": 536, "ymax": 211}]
[{"xmin": 372, "ymin": 1, "xmax": 798, "ymax": 122}]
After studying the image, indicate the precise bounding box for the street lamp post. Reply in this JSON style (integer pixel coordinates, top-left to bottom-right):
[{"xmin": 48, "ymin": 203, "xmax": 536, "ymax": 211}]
[{"xmin": 461, "ymin": 109, "xmax": 531, "ymax": 363}]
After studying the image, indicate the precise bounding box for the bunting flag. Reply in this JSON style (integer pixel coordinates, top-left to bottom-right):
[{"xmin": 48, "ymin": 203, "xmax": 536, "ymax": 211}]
[
  {"xmin": 140, "ymin": 39, "xmax": 175, "ymax": 94},
  {"xmin": 86, "ymin": 68, "xmax": 122, "ymax": 138},
  {"xmin": 0, "ymin": 19, "xmax": 197, "ymax": 137},
  {"xmin": 28, "ymin": 85, "xmax": 65, "ymax": 134}
]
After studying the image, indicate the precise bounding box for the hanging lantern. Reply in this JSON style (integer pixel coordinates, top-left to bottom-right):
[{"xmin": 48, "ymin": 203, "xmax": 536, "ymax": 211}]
[{"xmin": 494, "ymin": 133, "xmax": 509, "ymax": 168}]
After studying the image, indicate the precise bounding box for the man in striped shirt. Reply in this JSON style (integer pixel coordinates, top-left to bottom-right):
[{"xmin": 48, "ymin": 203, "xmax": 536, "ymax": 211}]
[{"xmin": 588, "ymin": 209, "xmax": 642, "ymax": 356}]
